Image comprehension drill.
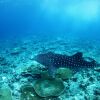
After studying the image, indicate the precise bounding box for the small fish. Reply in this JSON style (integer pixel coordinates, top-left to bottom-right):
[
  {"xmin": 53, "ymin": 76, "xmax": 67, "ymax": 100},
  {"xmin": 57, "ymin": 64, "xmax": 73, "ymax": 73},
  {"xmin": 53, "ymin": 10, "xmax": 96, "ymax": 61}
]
[{"xmin": 34, "ymin": 52, "xmax": 100, "ymax": 77}]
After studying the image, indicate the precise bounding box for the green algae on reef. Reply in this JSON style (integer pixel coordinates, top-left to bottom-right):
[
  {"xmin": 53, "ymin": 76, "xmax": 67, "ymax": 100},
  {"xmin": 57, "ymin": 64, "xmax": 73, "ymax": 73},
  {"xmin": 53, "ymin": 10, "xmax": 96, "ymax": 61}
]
[
  {"xmin": 20, "ymin": 84, "xmax": 42, "ymax": 100},
  {"xmin": 0, "ymin": 86, "xmax": 12, "ymax": 100},
  {"xmin": 33, "ymin": 78, "xmax": 65, "ymax": 97},
  {"xmin": 55, "ymin": 68, "xmax": 73, "ymax": 80}
]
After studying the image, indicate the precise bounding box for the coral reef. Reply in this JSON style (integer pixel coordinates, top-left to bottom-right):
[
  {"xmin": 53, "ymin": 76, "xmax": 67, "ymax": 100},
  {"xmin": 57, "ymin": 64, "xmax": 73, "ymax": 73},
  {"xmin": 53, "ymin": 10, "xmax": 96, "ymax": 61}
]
[
  {"xmin": 10, "ymin": 47, "xmax": 26, "ymax": 56},
  {"xmin": 55, "ymin": 68, "xmax": 73, "ymax": 80},
  {"xmin": 0, "ymin": 38, "xmax": 100, "ymax": 100},
  {"xmin": 0, "ymin": 86, "xmax": 12, "ymax": 100},
  {"xmin": 0, "ymin": 56, "xmax": 8, "ymax": 66},
  {"xmin": 33, "ymin": 78, "xmax": 65, "ymax": 97},
  {"xmin": 20, "ymin": 84, "xmax": 42, "ymax": 100}
]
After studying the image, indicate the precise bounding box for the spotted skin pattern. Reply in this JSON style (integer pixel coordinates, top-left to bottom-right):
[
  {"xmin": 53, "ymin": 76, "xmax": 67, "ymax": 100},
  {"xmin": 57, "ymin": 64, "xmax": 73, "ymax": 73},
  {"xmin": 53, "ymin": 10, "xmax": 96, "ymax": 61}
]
[{"xmin": 34, "ymin": 52, "xmax": 100, "ymax": 76}]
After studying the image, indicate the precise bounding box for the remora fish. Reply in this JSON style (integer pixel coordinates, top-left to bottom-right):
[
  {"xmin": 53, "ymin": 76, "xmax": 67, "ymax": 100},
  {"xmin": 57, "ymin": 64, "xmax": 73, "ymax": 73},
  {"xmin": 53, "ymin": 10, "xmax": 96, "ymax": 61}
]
[{"xmin": 34, "ymin": 52, "xmax": 100, "ymax": 76}]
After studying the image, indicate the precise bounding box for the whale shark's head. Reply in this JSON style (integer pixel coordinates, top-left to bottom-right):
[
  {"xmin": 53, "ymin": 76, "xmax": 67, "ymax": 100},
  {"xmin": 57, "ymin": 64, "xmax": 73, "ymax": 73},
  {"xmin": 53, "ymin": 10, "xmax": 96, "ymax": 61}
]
[{"xmin": 34, "ymin": 52, "xmax": 53, "ymax": 66}]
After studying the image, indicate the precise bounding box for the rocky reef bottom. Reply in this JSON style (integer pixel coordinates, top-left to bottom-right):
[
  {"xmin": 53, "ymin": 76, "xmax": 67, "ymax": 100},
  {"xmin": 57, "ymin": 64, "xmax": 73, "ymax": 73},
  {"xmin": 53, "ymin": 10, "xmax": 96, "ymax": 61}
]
[{"xmin": 0, "ymin": 37, "xmax": 100, "ymax": 100}]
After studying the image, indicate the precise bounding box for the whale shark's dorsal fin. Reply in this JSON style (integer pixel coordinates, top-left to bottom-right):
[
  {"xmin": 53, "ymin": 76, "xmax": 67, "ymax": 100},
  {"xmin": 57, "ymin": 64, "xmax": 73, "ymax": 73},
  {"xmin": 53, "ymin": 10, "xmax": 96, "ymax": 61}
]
[
  {"xmin": 72, "ymin": 52, "xmax": 83, "ymax": 59},
  {"xmin": 47, "ymin": 52, "xmax": 54, "ymax": 55}
]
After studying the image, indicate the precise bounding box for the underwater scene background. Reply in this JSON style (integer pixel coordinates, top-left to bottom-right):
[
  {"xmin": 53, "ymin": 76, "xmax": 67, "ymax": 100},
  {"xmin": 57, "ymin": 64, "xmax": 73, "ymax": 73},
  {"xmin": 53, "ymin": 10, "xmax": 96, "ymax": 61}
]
[{"xmin": 0, "ymin": 0, "xmax": 100, "ymax": 100}]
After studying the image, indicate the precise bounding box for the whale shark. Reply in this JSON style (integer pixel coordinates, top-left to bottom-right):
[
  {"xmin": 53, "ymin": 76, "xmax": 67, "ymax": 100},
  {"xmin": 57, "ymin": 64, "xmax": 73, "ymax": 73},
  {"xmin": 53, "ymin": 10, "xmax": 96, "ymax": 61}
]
[{"xmin": 34, "ymin": 52, "xmax": 100, "ymax": 76}]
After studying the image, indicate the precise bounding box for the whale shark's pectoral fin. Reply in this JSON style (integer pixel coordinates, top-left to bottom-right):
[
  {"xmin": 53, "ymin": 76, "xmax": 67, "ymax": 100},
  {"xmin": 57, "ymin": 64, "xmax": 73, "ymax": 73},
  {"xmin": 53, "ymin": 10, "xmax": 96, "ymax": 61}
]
[{"xmin": 47, "ymin": 65, "xmax": 57, "ymax": 78}]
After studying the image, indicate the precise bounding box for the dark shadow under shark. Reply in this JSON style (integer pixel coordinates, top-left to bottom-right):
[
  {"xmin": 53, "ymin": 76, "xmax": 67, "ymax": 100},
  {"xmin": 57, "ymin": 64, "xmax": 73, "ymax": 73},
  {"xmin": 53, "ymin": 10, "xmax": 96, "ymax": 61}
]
[{"xmin": 34, "ymin": 52, "xmax": 100, "ymax": 77}]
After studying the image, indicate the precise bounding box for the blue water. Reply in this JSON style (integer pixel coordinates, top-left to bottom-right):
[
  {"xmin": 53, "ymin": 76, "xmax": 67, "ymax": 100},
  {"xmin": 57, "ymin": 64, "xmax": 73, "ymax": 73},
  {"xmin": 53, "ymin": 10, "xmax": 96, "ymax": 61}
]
[{"xmin": 0, "ymin": 0, "xmax": 100, "ymax": 40}]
